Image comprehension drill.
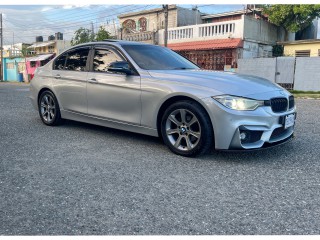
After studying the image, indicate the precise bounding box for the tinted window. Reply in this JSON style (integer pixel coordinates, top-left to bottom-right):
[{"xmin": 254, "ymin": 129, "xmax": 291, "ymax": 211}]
[
  {"xmin": 65, "ymin": 48, "xmax": 89, "ymax": 71},
  {"xmin": 93, "ymin": 49, "xmax": 123, "ymax": 73},
  {"xmin": 121, "ymin": 44, "xmax": 199, "ymax": 70},
  {"xmin": 54, "ymin": 54, "xmax": 66, "ymax": 70}
]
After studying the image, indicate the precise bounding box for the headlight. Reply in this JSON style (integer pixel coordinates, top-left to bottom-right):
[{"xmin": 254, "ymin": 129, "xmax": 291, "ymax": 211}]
[{"xmin": 212, "ymin": 95, "xmax": 264, "ymax": 111}]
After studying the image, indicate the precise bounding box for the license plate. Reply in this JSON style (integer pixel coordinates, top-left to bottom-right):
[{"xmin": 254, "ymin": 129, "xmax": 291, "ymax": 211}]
[{"xmin": 284, "ymin": 113, "xmax": 295, "ymax": 129}]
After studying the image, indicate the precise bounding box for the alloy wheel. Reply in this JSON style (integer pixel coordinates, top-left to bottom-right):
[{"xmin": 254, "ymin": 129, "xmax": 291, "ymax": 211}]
[
  {"xmin": 40, "ymin": 94, "xmax": 56, "ymax": 123},
  {"xmin": 165, "ymin": 109, "xmax": 201, "ymax": 151}
]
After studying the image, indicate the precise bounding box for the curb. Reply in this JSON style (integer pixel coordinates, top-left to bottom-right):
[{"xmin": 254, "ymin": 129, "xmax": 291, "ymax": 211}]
[{"xmin": 295, "ymin": 97, "xmax": 320, "ymax": 100}]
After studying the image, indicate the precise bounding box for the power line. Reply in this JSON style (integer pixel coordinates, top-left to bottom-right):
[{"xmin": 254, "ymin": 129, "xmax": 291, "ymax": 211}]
[
  {"xmin": 5, "ymin": 5, "xmax": 153, "ymax": 31},
  {"xmin": 3, "ymin": 5, "xmax": 155, "ymax": 38}
]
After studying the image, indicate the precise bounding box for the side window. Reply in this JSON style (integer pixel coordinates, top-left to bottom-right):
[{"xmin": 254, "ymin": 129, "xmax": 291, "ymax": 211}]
[
  {"xmin": 93, "ymin": 49, "xmax": 123, "ymax": 73},
  {"xmin": 65, "ymin": 48, "xmax": 89, "ymax": 71},
  {"xmin": 54, "ymin": 54, "xmax": 67, "ymax": 70}
]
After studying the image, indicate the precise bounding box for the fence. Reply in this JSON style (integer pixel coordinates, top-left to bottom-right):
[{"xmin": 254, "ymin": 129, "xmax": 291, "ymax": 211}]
[{"xmin": 238, "ymin": 57, "xmax": 320, "ymax": 91}]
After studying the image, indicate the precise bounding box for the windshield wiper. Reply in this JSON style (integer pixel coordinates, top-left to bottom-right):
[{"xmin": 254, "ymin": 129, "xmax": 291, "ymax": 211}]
[{"xmin": 172, "ymin": 67, "xmax": 194, "ymax": 70}]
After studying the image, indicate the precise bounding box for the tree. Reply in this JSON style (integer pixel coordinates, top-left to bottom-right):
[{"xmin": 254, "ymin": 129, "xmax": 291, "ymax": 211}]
[
  {"xmin": 263, "ymin": 4, "xmax": 320, "ymax": 32},
  {"xmin": 71, "ymin": 27, "xmax": 94, "ymax": 46},
  {"xmin": 95, "ymin": 26, "xmax": 111, "ymax": 41}
]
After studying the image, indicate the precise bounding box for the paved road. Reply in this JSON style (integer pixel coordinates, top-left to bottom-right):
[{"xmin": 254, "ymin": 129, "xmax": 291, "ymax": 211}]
[{"xmin": 1, "ymin": 83, "xmax": 320, "ymax": 235}]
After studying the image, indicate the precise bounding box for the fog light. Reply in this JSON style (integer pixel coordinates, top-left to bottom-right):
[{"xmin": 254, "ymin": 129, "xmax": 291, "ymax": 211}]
[
  {"xmin": 240, "ymin": 132, "xmax": 247, "ymax": 140},
  {"xmin": 239, "ymin": 129, "xmax": 263, "ymax": 144}
]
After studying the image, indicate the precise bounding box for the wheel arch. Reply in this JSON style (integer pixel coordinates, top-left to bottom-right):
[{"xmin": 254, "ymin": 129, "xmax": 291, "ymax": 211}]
[
  {"xmin": 156, "ymin": 95, "xmax": 214, "ymax": 139},
  {"xmin": 37, "ymin": 87, "xmax": 61, "ymax": 107}
]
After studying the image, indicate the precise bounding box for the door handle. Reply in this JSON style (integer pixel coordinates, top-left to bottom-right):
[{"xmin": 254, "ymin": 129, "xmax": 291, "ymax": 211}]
[
  {"xmin": 88, "ymin": 78, "xmax": 98, "ymax": 84},
  {"xmin": 54, "ymin": 74, "xmax": 61, "ymax": 79}
]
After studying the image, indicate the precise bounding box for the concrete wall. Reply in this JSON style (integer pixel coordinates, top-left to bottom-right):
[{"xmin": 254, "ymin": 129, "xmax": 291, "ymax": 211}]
[
  {"xmin": 238, "ymin": 57, "xmax": 320, "ymax": 91},
  {"xmin": 294, "ymin": 57, "xmax": 320, "ymax": 91},
  {"xmin": 177, "ymin": 7, "xmax": 201, "ymax": 26},
  {"xmin": 243, "ymin": 15, "xmax": 285, "ymax": 44},
  {"xmin": 56, "ymin": 40, "xmax": 71, "ymax": 55},
  {"xmin": 237, "ymin": 58, "xmax": 276, "ymax": 82},
  {"xmin": 241, "ymin": 40, "xmax": 273, "ymax": 58}
]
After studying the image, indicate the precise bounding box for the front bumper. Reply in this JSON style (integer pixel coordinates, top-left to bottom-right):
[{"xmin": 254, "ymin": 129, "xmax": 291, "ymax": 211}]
[{"xmin": 202, "ymin": 97, "xmax": 296, "ymax": 150}]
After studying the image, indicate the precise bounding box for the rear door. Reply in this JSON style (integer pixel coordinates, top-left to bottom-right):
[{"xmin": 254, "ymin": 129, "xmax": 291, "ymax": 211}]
[
  {"xmin": 86, "ymin": 46, "xmax": 141, "ymax": 125},
  {"xmin": 52, "ymin": 47, "xmax": 90, "ymax": 113}
]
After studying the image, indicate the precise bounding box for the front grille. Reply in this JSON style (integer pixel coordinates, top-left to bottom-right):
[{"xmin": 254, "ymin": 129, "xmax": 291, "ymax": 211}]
[
  {"xmin": 270, "ymin": 98, "xmax": 288, "ymax": 113},
  {"xmin": 289, "ymin": 95, "xmax": 295, "ymax": 109}
]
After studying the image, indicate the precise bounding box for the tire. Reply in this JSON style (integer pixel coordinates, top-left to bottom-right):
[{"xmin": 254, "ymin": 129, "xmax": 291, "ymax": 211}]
[
  {"xmin": 160, "ymin": 100, "xmax": 214, "ymax": 157},
  {"xmin": 38, "ymin": 90, "xmax": 63, "ymax": 126}
]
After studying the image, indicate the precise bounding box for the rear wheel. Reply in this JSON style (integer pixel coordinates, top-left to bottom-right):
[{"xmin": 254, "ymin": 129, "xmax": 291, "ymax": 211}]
[
  {"xmin": 38, "ymin": 90, "xmax": 63, "ymax": 126},
  {"xmin": 161, "ymin": 100, "xmax": 213, "ymax": 157}
]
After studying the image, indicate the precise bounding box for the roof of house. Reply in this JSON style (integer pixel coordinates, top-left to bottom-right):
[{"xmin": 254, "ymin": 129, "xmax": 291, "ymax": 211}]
[
  {"xmin": 118, "ymin": 5, "xmax": 178, "ymax": 19},
  {"xmin": 278, "ymin": 39, "xmax": 320, "ymax": 45},
  {"xmin": 26, "ymin": 54, "xmax": 54, "ymax": 62},
  {"xmin": 28, "ymin": 41, "xmax": 55, "ymax": 48},
  {"xmin": 167, "ymin": 38, "xmax": 243, "ymax": 51},
  {"xmin": 201, "ymin": 8, "xmax": 262, "ymax": 20}
]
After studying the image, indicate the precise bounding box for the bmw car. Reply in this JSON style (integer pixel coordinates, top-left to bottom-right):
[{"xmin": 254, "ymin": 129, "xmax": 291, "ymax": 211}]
[{"xmin": 30, "ymin": 40, "xmax": 296, "ymax": 157}]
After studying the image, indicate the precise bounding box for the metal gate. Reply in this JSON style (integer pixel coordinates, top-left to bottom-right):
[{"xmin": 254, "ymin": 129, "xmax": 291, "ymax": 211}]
[
  {"xmin": 275, "ymin": 57, "xmax": 295, "ymax": 90},
  {"xmin": 178, "ymin": 49, "xmax": 237, "ymax": 71}
]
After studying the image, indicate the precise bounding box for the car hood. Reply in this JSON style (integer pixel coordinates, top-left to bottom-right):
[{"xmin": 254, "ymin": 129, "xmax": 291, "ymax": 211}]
[{"xmin": 147, "ymin": 69, "xmax": 283, "ymax": 97}]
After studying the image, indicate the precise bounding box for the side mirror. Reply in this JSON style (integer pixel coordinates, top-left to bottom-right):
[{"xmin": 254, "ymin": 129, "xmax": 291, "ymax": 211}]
[{"xmin": 108, "ymin": 61, "xmax": 132, "ymax": 75}]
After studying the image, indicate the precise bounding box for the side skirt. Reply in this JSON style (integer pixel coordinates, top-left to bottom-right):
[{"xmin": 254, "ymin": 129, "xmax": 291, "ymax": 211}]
[{"xmin": 61, "ymin": 110, "xmax": 159, "ymax": 137}]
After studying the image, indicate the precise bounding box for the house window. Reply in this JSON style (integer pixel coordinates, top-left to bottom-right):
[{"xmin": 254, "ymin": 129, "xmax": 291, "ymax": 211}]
[
  {"xmin": 138, "ymin": 17, "xmax": 147, "ymax": 32},
  {"xmin": 295, "ymin": 50, "xmax": 310, "ymax": 57},
  {"xmin": 123, "ymin": 19, "xmax": 136, "ymax": 33},
  {"xmin": 6, "ymin": 63, "xmax": 14, "ymax": 69},
  {"xmin": 49, "ymin": 45, "xmax": 54, "ymax": 53},
  {"xmin": 30, "ymin": 61, "xmax": 36, "ymax": 68}
]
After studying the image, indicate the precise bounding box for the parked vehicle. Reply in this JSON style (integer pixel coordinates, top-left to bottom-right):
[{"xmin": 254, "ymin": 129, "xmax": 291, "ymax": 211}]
[{"xmin": 30, "ymin": 40, "xmax": 296, "ymax": 156}]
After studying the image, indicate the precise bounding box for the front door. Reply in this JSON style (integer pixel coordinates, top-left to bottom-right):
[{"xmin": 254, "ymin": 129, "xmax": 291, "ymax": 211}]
[{"xmin": 86, "ymin": 47, "xmax": 141, "ymax": 125}]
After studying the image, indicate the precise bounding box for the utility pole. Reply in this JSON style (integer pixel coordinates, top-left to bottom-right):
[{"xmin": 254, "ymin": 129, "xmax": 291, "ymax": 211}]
[
  {"xmin": 192, "ymin": 5, "xmax": 198, "ymax": 25},
  {"xmin": 163, "ymin": 4, "xmax": 169, "ymax": 47},
  {"xmin": 0, "ymin": 13, "xmax": 3, "ymax": 82},
  {"xmin": 90, "ymin": 21, "xmax": 95, "ymax": 41}
]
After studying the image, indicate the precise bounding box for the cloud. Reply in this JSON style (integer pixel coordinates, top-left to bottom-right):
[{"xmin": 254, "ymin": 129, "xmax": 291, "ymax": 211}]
[
  {"xmin": 41, "ymin": 7, "xmax": 54, "ymax": 12},
  {"xmin": 62, "ymin": 5, "xmax": 91, "ymax": 9}
]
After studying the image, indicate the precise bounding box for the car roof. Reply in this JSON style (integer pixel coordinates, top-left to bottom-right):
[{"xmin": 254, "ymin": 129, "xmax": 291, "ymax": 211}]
[{"xmin": 73, "ymin": 40, "xmax": 153, "ymax": 48}]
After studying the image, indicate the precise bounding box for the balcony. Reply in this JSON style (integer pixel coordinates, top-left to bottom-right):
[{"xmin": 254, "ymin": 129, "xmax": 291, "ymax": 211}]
[
  {"xmin": 158, "ymin": 19, "xmax": 243, "ymax": 45},
  {"xmin": 122, "ymin": 31, "xmax": 155, "ymax": 43}
]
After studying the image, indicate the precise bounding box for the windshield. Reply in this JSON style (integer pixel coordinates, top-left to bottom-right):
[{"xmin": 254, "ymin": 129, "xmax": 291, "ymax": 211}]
[{"xmin": 121, "ymin": 44, "xmax": 199, "ymax": 70}]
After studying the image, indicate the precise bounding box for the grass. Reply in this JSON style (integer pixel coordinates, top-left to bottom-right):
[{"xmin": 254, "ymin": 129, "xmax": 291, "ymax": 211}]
[{"xmin": 289, "ymin": 90, "xmax": 320, "ymax": 99}]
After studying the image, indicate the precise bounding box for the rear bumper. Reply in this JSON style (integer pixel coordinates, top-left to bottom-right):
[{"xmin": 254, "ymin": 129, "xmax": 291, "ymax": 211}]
[{"xmin": 201, "ymin": 97, "xmax": 296, "ymax": 150}]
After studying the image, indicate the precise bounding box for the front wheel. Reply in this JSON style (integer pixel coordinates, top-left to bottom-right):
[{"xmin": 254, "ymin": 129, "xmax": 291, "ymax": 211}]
[
  {"xmin": 38, "ymin": 90, "xmax": 63, "ymax": 126},
  {"xmin": 161, "ymin": 100, "xmax": 213, "ymax": 157}
]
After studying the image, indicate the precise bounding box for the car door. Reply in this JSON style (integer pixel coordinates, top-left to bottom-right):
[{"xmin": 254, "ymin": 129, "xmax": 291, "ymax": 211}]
[
  {"xmin": 52, "ymin": 47, "xmax": 90, "ymax": 114},
  {"xmin": 86, "ymin": 46, "xmax": 141, "ymax": 125}
]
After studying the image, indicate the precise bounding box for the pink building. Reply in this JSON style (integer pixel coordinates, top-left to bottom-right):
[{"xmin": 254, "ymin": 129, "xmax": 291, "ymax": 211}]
[{"xmin": 26, "ymin": 54, "xmax": 55, "ymax": 79}]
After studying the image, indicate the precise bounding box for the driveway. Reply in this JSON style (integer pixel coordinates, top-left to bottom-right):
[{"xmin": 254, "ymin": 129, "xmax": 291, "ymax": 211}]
[{"xmin": 0, "ymin": 83, "xmax": 319, "ymax": 235}]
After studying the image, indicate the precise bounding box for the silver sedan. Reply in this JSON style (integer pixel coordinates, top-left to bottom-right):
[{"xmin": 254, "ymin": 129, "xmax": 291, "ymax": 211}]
[{"xmin": 30, "ymin": 40, "xmax": 296, "ymax": 156}]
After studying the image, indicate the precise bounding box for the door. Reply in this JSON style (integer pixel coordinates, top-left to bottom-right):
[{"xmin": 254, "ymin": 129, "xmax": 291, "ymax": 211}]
[
  {"xmin": 52, "ymin": 47, "xmax": 90, "ymax": 113},
  {"xmin": 275, "ymin": 57, "xmax": 295, "ymax": 90},
  {"xmin": 86, "ymin": 47, "xmax": 141, "ymax": 125}
]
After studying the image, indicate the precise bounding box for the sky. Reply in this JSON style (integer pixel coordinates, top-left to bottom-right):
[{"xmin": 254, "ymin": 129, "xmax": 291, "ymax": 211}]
[
  {"xmin": 0, "ymin": 4, "xmax": 319, "ymax": 45},
  {"xmin": 0, "ymin": 4, "xmax": 244, "ymax": 45}
]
